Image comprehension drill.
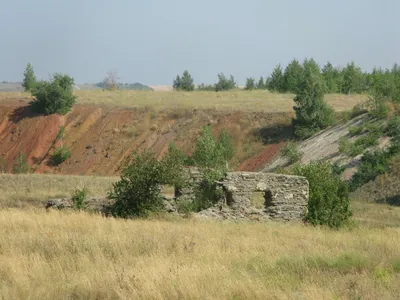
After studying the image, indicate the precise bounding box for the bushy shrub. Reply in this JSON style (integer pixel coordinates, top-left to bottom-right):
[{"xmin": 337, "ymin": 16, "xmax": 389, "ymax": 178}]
[
  {"xmin": 109, "ymin": 151, "xmax": 165, "ymax": 218},
  {"xmin": 338, "ymin": 138, "xmax": 364, "ymax": 157},
  {"xmin": 386, "ymin": 115, "xmax": 400, "ymax": 137},
  {"xmin": 281, "ymin": 141, "xmax": 303, "ymax": 164},
  {"xmin": 244, "ymin": 77, "xmax": 256, "ymax": 90},
  {"xmin": 51, "ymin": 146, "xmax": 71, "ymax": 166},
  {"xmin": 0, "ymin": 156, "xmax": 7, "ymax": 173},
  {"xmin": 197, "ymin": 83, "xmax": 216, "ymax": 91},
  {"xmin": 293, "ymin": 162, "xmax": 352, "ymax": 228},
  {"xmin": 348, "ymin": 125, "xmax": 364, "ymax": 137},
  {"xmin": 72, "ymin": 188, "xmax": 88, "ymax": 210},
  {"xmin": 350, "ymin": 150, "xmax": 391, "ymax": 191},
  {"xmin": 12, "ymin": 152, "xmax": 29, "ymax": 174},
  {"xmin": 31, "ymin": 74, "xmax": 76, "ymax": 115},
  {"xmin": 215, "ymin": 73, "xmax": 236, "ymax": 91}
]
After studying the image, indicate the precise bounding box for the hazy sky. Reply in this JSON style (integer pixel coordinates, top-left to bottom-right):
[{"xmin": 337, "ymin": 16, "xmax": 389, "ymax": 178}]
[{"xmin": 0, "ymin": 0, "xmax": 399, "ymax": 85}]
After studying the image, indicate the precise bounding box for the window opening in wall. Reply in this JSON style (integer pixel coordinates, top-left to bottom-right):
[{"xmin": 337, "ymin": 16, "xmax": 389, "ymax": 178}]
[
  {"xmin": 226, "ymin": 191, "xmax": 234, "ymax": 206},
  {"xmin": 251, "ymin": 190, "xmax": 273, "ymax": 209},
  {"xmin": 251, "ymin": 191, "xmax": 265, "ymax": 209},
  {"xmin": 264, "ymin": 190, "xmax": 273, "ymax": 208}
]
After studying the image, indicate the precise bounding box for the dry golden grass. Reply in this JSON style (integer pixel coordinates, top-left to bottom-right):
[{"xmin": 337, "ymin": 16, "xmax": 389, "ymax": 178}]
[
  {"xmin": 0, "ymin": 208, "xmax": 399, "ymax": 300},
  {"xmin": 0, "ymin": 173, "xmax": 400, "ymax": 299},
  {"xmin": 0, "ymin": 90, "xmax": 366, "ymax": 112},
  {"xmin": 0, "ymin": 173, "xmax": 117, "ymax": 208}
]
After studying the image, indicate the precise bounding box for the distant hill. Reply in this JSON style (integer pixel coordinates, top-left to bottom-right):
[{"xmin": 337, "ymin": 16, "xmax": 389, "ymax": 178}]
[
  {"xmin": 95, "ymin": 82, "xmax": 153, "ymax": 91},
  {"xmin": 0, "ymin": 82, "xmax": 153, "ymax": 92},
  {"xmin": 0, "ymin": 82, "xmax": 24, "ymax": 92}
]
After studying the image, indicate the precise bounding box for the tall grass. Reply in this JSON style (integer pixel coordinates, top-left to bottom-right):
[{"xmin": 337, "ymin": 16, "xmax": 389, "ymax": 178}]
[
  {"xmin": 0, "ymin": 173, "xmax": 117, "ymax": 208},
  {"xmin": 0, "ymin": 209, "xmax": 399, "ymax": 299},
  {"xmin": 0, "ymin": 90, "xmax": 366, "ymax": 112}
]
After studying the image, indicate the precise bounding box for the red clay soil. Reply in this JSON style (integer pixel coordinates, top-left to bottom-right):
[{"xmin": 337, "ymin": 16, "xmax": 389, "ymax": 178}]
[
  {"xmin": 0, "ymin": 101, "xmax": 292, "ymax": 176},
  {"xmin": 238, "ymin": 142, "xmax": 286, "ymax": 172}
]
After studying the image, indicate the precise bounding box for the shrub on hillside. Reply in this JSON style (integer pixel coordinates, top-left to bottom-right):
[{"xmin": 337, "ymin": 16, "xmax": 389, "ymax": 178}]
[
  {"xmin": 386, "ymin": 115, "xmax": 400, "ymax": 137},
  {"xmin": 197, "ymin": 83, "xmax": 216, "ymax": 91},
  {"xmin": 12, "ymin": 152, "xmax": 29, "ymax": 174},
  {"xmin": 30, "ymin": 74, "xmax": 76, "ymax": 115},
  {"xmin": 244, "ymin": 77, "xmax": 256, "ymax": 90},
  {"xmin": 293, "ymin": 162, "xmax": 352, "ymax": 229},
  {"xmin": 108, "ymin": 151, "xmax": 165, "ymax": 218},
  {"xmin": 0, "ymin": 156, "xmax": 7, "ymax": 173},
  {"xmin": 215, "ymin": 73, "xmax": 236, "ymax": 91},
  {"xmin": 71, "ymin": 188, "xmax": 88, "ymax": 210},
  {"xmin": 350, "ymin": 150, "xmax": 391, "ymax": 191},
  {"xmin": 51, "ymin": 146, "xmax": 72, "ymax": 166},
  {"xmin": 281, "ymin": 141, "xmax": 303, "ymax": 164},
  {"xmin": 22, "ymin": 63, "xmax": 36, "ymax": 92}
]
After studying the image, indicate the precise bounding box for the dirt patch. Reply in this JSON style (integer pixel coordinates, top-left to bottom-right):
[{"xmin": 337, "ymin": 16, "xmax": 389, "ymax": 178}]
[{"xmin": 0, "ymin": 101, "xmax": 293, "ymax": 175}]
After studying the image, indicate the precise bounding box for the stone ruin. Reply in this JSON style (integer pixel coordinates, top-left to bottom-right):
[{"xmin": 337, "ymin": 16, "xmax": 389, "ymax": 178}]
[
  {"xmin": 46, "ymin": 167, "xmax": 309, "ymax": 222},
  {"xmin": 172, "ymin": 168, "xmax": 309, "ymax": 222}
]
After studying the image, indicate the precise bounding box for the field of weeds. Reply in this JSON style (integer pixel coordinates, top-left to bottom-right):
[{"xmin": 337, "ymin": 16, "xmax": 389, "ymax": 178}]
[
  {"xmin": 0, "ymin": 200, "xmax": 399, "ymax": 299},
  {"xmin": 0, "ymin": 174, "xmax": 117, "ymax": 208},
  {"xmin": 0, "ymin": 90, "xmax": 365, "ymax": 112}
]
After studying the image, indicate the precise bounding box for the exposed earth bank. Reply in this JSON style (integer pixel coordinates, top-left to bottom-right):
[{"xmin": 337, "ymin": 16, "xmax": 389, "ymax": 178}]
[{"xmin": 0, "ymin": 100, "xmax": 292, "ymax": 175}]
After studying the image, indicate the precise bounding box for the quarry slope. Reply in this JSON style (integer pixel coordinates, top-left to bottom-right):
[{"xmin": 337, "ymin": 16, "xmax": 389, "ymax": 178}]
[
  {"xmin": 0, "ymin": 101, "xmax": 291, "ymax": 175},
  {"xmin": 262, "ymin": 114, "xmax": 391, "ymax": 179}
]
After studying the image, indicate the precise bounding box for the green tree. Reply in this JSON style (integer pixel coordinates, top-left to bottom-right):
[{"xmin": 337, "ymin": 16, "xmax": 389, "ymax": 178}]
[
  {"xmin": 267, "ymin": 64, "xmax": 285, "ymax": 92},
  {"xmin": 160, "ymin": 142, "xmax": 188, "ymax": 189},
  {"xmin": 215, "ymin": 73, "xmax": 236, "ymax": 91},
  {"xmin": 30, "ymin": 74, "xmax": 76, "ymax": 115},
  {"xmin": 283, "ymin": 59, "xmax": 304, "ymax": 93},
  {"xmin": 341, "ymin": 62, "xmax": 364, "ymax": 94},
  {"xmin": 173, "ymin": 70, "xmax": 195, "ymax": 91},
  {"xmin": 292, "ymin": 60, "xmax": 335, "ymax": 138},
  {"xmin": 322, "ymin": 62, "xmax": 342, "ymax": 93},
  {"xmin": 244, "ymin": 77, "xmax": 256, "ymax": 90},
  {"xmin": 293, "ymin": 162, "xmax": 352, "ymax": 229},
  {"xmin": 12, "ymin": 152, "xmax": 29, "ymax": 174},
  {"xmin": 190, "ymin": 126, "xmax": 235, "ymax": 210},
  {"xmin": 22, "ymin": 63, "xmax": 36, "ymax": 92},
  {"xmin": 256, "ymin": 76, "xmax": 265, "ymax": 89},
  {"xmin": 191, "ymin": 126, "xmax": 234, "ymax": 182}
]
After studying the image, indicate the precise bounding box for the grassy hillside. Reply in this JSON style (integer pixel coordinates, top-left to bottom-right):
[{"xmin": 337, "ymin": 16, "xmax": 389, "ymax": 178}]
[
  {"xmin": 0, "ymin": 90, "xmax": 366, "ymax": 111},
  {"xmin": 0, "ymin": 207, "xmax": 399, "ymax": 300}
]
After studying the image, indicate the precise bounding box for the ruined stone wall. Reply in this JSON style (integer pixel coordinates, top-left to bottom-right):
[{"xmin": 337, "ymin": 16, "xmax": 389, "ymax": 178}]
[
  {"xmin": 175, "ymin": 168, "xmax": 309, "ymax": 222},
  {"xmin": 217, "ymin": 172, "xmax": 309, "ymax": 221}
]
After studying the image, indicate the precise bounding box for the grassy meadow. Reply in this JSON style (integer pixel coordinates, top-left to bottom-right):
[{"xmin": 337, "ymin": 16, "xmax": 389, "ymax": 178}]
[
  {"xmin": 0, "ymin": 90, "xmax": 366, "ymax": 112},
  {"xmin": 0, "ymin": 173, "xmax": 400, "ymax": 299},
  {"xmin": 0, "ymin": 206, "xmax": 399, "ymax": 300},
  {"xmin": 0, "ymin": 173, "xmax": 117, "ymax": 208}
]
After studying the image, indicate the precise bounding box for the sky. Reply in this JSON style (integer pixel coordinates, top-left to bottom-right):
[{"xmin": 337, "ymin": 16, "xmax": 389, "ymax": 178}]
[{"xmin": 0, "ymin": 0, "xmax": 399, "ymax": 85}]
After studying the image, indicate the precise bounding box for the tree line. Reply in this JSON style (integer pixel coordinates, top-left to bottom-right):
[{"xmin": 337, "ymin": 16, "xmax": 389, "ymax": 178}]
[{"xmin": 173, "ymin": 59, "xmax": 400, "ymax": 101}]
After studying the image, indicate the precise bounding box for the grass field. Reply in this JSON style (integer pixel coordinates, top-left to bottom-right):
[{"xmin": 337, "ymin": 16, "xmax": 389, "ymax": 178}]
[
  {"xmin": 0, "ymin": 206, "xmax": 399, "ymax": 300},
  {"xmin": 0, "ymin": 173, "xmax": 118, "ymax": 208},
  {"xmin": 0, "ymin": 90, "xmax": 366, "ymax": 112},
  {"xmin": 1, "ymin": 173, "xmax": 400, "ymax": 299}
]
